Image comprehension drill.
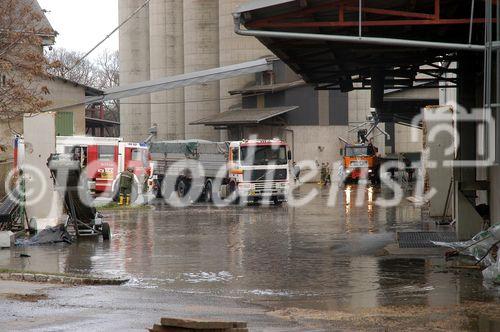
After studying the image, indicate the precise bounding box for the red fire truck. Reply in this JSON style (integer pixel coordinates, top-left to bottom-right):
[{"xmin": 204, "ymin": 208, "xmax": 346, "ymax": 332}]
[{"xmin": 14, "ymin": 136, "xmax": 150, "ymax": 196}]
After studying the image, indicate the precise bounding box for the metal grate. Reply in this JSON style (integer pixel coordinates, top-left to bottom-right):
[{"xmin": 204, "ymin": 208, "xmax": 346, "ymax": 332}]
[{"xmin": 397, "ymin": 232, "xmax": 457, "ymax": 249}]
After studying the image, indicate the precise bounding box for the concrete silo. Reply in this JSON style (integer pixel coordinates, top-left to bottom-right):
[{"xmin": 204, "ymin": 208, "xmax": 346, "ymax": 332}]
[
  {"xmin": 149, "ymin": 0, "xmax": 185, "ymax": 140},
  {"xmin": 183, "ymin": 0, "xmax": 220, "ymax": 140},
  {"xmin": 218, "ymin": 0, "xmax": 271, "ymax": 122},
  {"xmin": 118, "ymin": 0, "xmax": 151, "ymax": 141}
]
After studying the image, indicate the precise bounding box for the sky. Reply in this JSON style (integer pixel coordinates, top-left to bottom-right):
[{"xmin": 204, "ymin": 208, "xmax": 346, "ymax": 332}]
[{"xmin": 37, "ymin": 0, "xmax": 119, "ymax": 56}]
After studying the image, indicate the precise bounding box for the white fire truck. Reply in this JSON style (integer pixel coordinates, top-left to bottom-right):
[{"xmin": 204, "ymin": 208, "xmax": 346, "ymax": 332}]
[{"xmin": 149, "ymin": 139, "xmax": 290, "ymax": 205}]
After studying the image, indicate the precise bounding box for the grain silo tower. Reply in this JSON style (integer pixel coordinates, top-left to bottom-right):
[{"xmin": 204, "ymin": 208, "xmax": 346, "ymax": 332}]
[
  {"xmin": 183, "ymin": 0, "xmax": 220, "ymax": 141},
  {"xmin": 218, "ymin": 0, "xmax": 271, "ymax": 128},
  {"xmin": 149, "ymin": 0, "xmax": 185, "ymax": 140},
  {"xmin": 118, "ymin": 0, "xmax": 151, "ymax": 142}
]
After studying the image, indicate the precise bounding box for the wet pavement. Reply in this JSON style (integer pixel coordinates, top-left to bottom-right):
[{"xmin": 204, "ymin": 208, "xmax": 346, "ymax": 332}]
[{"xmin": 1, "ymin": 184, "xmax": 500, "ymax": 331}]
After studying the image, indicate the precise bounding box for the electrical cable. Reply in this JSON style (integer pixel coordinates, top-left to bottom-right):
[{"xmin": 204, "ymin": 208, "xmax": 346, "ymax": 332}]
[{"xmin": 65, "ymin": 0, "xmax": 151, "ymax": 74}]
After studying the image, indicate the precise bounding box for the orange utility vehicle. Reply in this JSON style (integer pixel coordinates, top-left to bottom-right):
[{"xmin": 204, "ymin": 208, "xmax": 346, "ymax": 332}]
[
  {"xmin": 340, "ymin": 112, "xmax": 389, "ymax": 184},
  {"xmin": 342, "ymin": 139, "xmax": 380, "ymax": 184}
]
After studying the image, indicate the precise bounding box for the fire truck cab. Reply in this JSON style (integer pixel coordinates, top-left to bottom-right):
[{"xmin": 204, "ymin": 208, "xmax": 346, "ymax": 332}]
[
  {"xmin": 53, "ymin": 136, "xmax": 149, "ymax": 195},
  {"xmin": 226, "ymin": 139, "xmax": 290, "ymax": 204},
  {"xmin": 343, "ymin": 142, "xmax": 380, "ymax": 184}
]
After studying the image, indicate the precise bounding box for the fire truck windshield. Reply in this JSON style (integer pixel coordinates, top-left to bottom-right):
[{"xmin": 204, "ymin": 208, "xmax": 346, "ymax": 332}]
[
  {"xmin": 240, "ymin": 145, "xmax": 288, "ymax": 166},
  {"xmin": 345, "ymin": 147, "xmax": 369, "ymax": 157},
  {"xmin": 131, "ymin": 148, "xmax": 149, "ymax": 167}
]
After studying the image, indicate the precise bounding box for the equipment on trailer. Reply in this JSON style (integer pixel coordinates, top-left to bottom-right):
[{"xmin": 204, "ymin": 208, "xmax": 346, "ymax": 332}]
[{"xmin": 47, "ymin": 153, "xmax": 111, "ymax": 240}]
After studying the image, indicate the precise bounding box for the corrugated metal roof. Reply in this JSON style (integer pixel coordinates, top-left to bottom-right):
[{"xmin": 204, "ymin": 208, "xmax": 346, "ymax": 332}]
[
  {"xmin": 229, "ymin": 80, "xmax": 306, "ymax": 95},
  {"xmin": 190, "ymin": 106, "xmax": 299, "ymax": 126},
  {"xmin": 237, "ymin": 0, "xmax": 480, "ymax": 88}
]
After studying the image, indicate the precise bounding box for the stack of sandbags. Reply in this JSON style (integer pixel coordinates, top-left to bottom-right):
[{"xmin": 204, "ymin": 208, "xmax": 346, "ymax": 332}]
[{"xmin": 148, "ymin": 318, "xmax": 248, "ymax": 332}]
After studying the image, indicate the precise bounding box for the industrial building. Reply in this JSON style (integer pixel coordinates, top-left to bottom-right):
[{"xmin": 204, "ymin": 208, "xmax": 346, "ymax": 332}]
[
  {"xmin": 233, "ymin": 0, "xmax": 499, "ymax": 241},
  {"xmin": 119, "ymin": 0, "xmax": 431, "ymax": 163}
]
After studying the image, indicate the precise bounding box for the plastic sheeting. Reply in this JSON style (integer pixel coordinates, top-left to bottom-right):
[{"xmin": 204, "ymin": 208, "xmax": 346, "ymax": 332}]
[
  {"xmin": 16, "ymin": 225, "xmax": 72, "ymax": 246},
  {"xmin": 433, "ymin": 224, "xmax": 500, "ymax": 284}
]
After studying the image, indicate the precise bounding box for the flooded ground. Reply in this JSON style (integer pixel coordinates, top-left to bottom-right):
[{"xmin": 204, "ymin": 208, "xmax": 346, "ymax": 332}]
[{"xmin": 1, "ymin": 184, "xmax": 499, "ymax": 331}]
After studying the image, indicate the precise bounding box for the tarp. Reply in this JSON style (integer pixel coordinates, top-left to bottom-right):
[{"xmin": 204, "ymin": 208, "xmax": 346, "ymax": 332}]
[{"xmin": 16, "ymin": 225, "xmax": 72, "ymax": 246}]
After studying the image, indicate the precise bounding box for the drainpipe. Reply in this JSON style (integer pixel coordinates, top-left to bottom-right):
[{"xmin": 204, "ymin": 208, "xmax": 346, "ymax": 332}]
[{"xmin": 233, "ymin": 13, "xmax": 485, "ymax": 52}]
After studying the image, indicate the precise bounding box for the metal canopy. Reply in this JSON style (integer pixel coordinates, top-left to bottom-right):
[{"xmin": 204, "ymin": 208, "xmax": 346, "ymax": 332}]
[
  {"xmin": 190, "ymin": 106, "xmax": 299, "ymax": 126},
  {"xmin": 85, "ymin": 58, "xmax": 272, "ymax": 104},
  {"xmin": 235, "ymin": 0, "xmax": 494, "ymax": 90},
  {"xmin": 229, "ymin": 80, "xmax": 305, "ymax": 95}
]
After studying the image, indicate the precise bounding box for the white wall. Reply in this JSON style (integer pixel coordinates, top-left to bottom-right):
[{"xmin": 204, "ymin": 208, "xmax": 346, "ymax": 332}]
[{"xmin": 23, "ymin": 113, "xmax": 62, "ymax": 229}]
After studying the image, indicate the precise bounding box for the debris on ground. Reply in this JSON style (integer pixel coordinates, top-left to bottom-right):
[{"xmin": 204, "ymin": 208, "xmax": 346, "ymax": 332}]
[
  {"xmin": 2, "ymin": 293, "xmax": 48, "ymax": 303},
  {"xmin": 15, "ymin": 224, "xmax": 72, "ymax": 246},
  {"xmin": 148, "ymin": 318, "xmax": 248, "ymax": 332},
  {"xmin": 432, "ymin": 223, "xmax": 500, "ymax": 284}
]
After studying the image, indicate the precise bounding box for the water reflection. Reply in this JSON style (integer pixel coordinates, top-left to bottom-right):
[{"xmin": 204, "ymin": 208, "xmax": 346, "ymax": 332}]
[{"xmin": 0, "ymin": 184, "xmax": 493, "ymax": 312}]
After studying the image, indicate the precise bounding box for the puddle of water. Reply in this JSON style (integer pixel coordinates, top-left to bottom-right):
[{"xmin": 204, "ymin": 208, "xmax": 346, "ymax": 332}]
[{"xmin": 0, "ymin": 184, "xmax": 496, "ymax": 313}]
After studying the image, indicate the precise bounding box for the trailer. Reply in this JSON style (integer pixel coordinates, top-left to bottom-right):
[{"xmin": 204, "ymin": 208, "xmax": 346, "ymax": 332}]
[
  {"xmin": 149, "ymin": 139, "xmax": 291, "ymax": 205},
  {"xmin": 47, "ymin": 153, "xmax": 111, "ymax": 240}
]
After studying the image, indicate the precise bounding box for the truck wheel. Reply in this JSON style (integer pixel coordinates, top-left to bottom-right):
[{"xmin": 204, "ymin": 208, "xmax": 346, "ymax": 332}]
[
  {"xmin": 177, "ymin": 178, "xmax": 188, "ymax": 197},
  {"xmin": 112, "ymin": 181, "xmax": 120, "ymax": 202},
  {"xmin": 153, "ymin": 179, "xmax": 163, "ymax": 198},
  {"xmin": 101, "ymin": 222, "xmax": 111, "ymax": 241},
  {"xmin": 204, "ymin": 181, "xmax": 213, "ymax": 203}
]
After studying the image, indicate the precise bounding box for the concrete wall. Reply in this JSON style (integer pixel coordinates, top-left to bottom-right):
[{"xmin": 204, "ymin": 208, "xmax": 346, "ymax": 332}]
[
  {"xmin": 0, "ymin": 77, "xmax": 85, "ymax": 164},
  {"xmin": 395, "ymin": 123, "xmax": 422, "ymax": 153},
  {"xmin": 423, "ymin": 106, "xmax": 454, "ymax": 217},
  {"xmin": 183, "ymin": 0, "xmax": 220, "ymax": 140},
  {"xmin": 164, "ymin": 0, "xmax": 185, "ymax": 140},
  {"xmin": 348, "ymin": 90, "xmax": 371, "ymax": 123},
  {"xmin": 288, "ymin": 126, "xmax": 348, "ymax": 166},
  {"xmin": 119, "ymin": 0, "xmax": 151, "ymax": 142},
  {"xmin": 237, "ymin": 125, "xmax": 348, "ymax": 181},
  {"xmin": 218, "ymin": 0, "xmax": 271, "ymax": 125},
  {"xmin": 149, "ymin": 0, "xmax": 168, "ymax": 139},
  {"xmin": 46, "ymin": 78, "xmax": 86, "ymax": 135}
]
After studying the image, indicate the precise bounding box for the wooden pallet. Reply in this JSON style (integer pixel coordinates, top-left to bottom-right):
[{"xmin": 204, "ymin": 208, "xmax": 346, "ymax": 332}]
[{"xmin": 148, "ymin": 318, "xmax": 248, "ymax": 332}]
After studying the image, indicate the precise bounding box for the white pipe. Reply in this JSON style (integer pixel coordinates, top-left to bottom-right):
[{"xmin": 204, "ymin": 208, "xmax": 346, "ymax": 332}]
[{"xmin": 233, "ymin": 14, "xmax": 485, "ymax": 52}]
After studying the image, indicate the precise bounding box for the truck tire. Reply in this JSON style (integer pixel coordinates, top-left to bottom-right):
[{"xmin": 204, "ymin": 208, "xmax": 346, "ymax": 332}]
[
  {"xmin": 204, "ymin": 181, "xmax": 213, "ymax": 203},
  {"xmin": 177, "ymin": 178, "xmax": 188, "ymax": 198},
  {"xmin": 101, "ymin": 222, "xmax": 111, "ymax": 241},
  {"xmin": 153, "ymin": 179, "xmax": 163, "ymax": 198}
]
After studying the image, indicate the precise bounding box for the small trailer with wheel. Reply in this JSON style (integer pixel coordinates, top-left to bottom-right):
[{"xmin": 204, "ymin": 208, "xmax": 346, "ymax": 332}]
[{"xmin": 47, "ymin": 154, "xmax": 111, "ymax": 240}]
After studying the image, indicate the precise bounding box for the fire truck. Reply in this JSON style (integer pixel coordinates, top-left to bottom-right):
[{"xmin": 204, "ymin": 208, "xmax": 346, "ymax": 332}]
[
  {"xmin": 14, "ymin": 136, "xmax": 150, "ymax": 196},
  {"xmin": 149, "ymin": 139, "xmax": 291, "ymax": 205}
]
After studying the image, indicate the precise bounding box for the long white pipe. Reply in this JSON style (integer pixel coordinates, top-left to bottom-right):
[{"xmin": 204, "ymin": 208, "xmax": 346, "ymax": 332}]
[{"xmin": 233, "ymin": 14, "xmax": 485, "ymax": 52}]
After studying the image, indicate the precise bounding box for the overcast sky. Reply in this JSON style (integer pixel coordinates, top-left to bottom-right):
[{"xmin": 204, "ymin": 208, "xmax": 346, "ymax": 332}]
[{"xmin": 38, "ymin": 0, "xmax": 119, "ymax": 56}]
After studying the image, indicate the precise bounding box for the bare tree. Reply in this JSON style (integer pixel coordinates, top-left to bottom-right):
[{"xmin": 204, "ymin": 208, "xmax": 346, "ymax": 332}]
[
  {"xmin": 45, "ymin": 48, "xmax": 98, "ymax": 87},
  {"xmin": 46, "ymin": 48, "xmax": 119, "ymax": 89},
  {"xmin": 95, "ymin": 50, "xmax": 119, "ymax": 89},
  {"xmin": 0, "ymin": 0, "xmax": 54, "ymax": 122}
]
